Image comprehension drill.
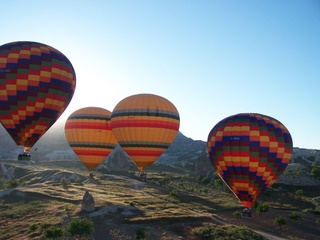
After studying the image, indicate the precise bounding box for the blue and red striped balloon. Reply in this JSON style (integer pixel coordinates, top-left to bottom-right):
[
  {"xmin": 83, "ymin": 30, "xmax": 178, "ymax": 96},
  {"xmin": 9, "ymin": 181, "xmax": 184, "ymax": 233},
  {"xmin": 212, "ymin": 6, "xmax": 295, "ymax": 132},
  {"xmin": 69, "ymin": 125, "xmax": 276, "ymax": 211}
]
[{"xmin": 207, "ymin": 113, "xmax": 293, "ymax": 208}]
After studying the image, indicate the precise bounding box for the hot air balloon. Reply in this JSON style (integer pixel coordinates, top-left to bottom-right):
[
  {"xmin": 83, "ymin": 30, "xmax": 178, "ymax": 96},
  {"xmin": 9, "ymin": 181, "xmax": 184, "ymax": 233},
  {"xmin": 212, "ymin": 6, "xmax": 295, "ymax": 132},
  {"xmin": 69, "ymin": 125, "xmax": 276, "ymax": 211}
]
[
  {"xmin": 207, "ymin": 113, "xmax": 293, "ymax": 209},
  {"xmin": 0, "ymin": 41, "xmax": 76, "ymax": 154},
  {"xmin": 65, "ymin": 107, "xmax": 118, "ymax": 171},
  {"xmin": 111, "ymin": 94, "xmax": 180, "ymax": 171}
]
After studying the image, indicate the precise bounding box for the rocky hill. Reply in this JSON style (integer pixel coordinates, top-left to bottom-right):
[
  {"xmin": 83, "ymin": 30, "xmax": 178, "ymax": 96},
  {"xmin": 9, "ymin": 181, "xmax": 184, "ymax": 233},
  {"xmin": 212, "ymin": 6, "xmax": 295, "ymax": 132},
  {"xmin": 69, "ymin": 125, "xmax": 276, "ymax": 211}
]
[
  {"xmin": 0, "ymin": 121, "xmax": 207, "ymax": 165},
  {"xmin": 1, "ymin": 121, "xmax": 320, "ymax": 186}
]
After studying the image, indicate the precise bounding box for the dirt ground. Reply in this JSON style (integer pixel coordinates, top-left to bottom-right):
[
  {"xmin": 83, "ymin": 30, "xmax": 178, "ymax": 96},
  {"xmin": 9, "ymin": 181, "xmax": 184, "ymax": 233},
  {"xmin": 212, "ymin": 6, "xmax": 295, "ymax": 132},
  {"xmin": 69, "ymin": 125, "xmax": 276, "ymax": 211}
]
[
  {"xmin": 215, "ymin": 208, "xmax": 320, "ymax": 240},
  {"xmin": 89, "ymin": 207, "xmax": 320, "ymax": 240}
]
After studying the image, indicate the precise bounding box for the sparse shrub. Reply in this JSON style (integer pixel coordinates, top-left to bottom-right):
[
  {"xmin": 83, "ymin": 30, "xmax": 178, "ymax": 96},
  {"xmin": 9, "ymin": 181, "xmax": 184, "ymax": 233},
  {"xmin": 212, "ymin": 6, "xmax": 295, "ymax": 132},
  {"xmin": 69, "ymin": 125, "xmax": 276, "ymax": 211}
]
[
  {"xmin": 192, "ymin": 223, "xmax": 264, "ymax": 240},
  {"xmin": 177, "ymin": 182, "xmax": 184, "ymax": 189},
  {"xmin": 201, "ymin": 188, "xmax": 208, "ymax": 194},
  {"xmin": 213, "ymin": 178, "xmax": 224, "ymax": 192},
  {"xmin": 41, "ymin": 221, "xmax": 50, "ymax": 229},
  {"xmin": 134, "ymin": 228, "xmax": 150, "ymax": 240},
  {"xmin": 66, "ymin": 218, "xmax": 94, "ymax": 237},
  {"xmin": 289, "ymin": 212, "xmax": 302, "ymax": 220},
  {"xmin": 168, "ymin": 189, "xmax": 179, "ymax": 199},
  {"xmin": 7, "ymin": 178, "xmax": 19, "ymax": 188},
  {"xmin": 44, "ymin": 226, "xmax": 64, "ymax": 239},
  {"xmin": 195, "ymin": 176, "xmax": 201, "ymax": 183},
  {"xmin": 312, "ymin": 196, "xmax": 320, "ymax": 211},
  {"xmin": 65, "ymin": 203, "xmax": 73, "ymax": 212},
  {"xmin": 311, "ymin": 167, "xmax": 320, "ymax": 179},
  {"xmin": 227, "ymin": 225, "xmax": 264, "ymax": 240},
  {"xmin": 255, "ymin": 202, "xmax": 269, "ymax": 214},
  {"xmin": 193, "ymin": 183, "xmax": 199, "ymax": 191},
  {"xmin": 201, "ymin": 176, "xmax": 208, "ymax": 184},
  {"xmin": 192, "ymin": 223, "xmax": 214, "ymax": 239},
  {"xmin": 253, "ymin": 201, "xmax": 260, "ymax": 209},
  {"xmin": 75, "ymin": 176, "xmax": 82, "ymax": 183},
  {"xmin": 158, "ymin": 177, "xmax": 170, "ymax": 187},
  {"xmin": 295, "ymin": 189, "xmax": 304, "ymax": 197},
  {"xmin": 274, "ymin": 216, "xmax": 286, "ymax": 230},
  {"xmin": 0, "ymin": 177, "xmax": 5, "ymax": 190},
  {"xmin": 302, "ymin": 208, "xmax": 320, "ymax": 215},
  {"xmin": 233, "ymin": 211, "xmax": 241, "ymax": 219},
  {"xmin": 28, "ymin": 223, "xmax": 38, "ymax": 231},
  {"xmin": 181, "ymin": 175, "xmax": 188, "ymax": 182},
  {"xmin": 60, "ymin": 177, "xmax": 69, "ymax": 186}
]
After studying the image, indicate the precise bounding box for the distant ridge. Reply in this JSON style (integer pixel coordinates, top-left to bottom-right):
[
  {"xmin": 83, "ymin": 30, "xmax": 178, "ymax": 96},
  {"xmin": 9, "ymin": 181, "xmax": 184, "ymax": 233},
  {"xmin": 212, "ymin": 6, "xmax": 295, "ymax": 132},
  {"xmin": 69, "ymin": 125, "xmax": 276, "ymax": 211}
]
[{"xmin": 0, "ymin": 121, "xmax": 319, "ymax": 168}]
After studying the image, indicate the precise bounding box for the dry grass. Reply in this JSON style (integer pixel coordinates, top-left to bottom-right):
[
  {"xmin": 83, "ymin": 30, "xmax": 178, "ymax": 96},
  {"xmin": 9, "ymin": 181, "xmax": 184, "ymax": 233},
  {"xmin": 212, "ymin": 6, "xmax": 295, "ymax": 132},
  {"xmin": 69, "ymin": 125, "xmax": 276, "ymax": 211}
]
[{"xmin": 0, "ymin": 163, "xmax": 320, "ymax": 239}]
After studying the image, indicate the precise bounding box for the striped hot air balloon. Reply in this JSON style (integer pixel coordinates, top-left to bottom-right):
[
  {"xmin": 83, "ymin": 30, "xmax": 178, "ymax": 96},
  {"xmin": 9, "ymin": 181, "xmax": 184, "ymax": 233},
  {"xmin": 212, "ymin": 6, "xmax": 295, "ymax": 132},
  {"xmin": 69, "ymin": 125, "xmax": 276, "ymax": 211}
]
[
  {"xmin": 111, "ymin": 94, "xmax": 180, "ymax": 171},
  {"xmin": 64, "ymin": 107, "xmax": 118, "ymax": 171},
  {"xmin": 0, "ymin": 41, "xmax": 76, "ymax": 152},
  {"xmin": 207, "ymin": 113, "xmax": 293, "ymax": 208}
]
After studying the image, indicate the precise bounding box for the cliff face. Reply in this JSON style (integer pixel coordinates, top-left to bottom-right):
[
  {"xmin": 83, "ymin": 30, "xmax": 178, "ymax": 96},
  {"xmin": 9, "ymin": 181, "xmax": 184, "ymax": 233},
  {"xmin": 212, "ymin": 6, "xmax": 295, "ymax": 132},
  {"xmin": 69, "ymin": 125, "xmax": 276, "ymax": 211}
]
[
  {"xmin": 189, "ymin": 148, "xmax": 214, "ymax": 181},
  {"xmin": 291, "ymin": 148, "xmax": 320, "ymax": 164}
]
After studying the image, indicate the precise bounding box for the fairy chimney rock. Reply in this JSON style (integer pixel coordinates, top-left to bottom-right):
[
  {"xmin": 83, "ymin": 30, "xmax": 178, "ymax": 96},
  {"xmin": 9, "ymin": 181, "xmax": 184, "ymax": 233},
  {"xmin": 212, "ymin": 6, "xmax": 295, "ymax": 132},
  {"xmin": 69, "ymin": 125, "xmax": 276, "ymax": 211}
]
[{"xmin": 81, "ymin": 190, "xmax": 95, "ymax": 212}]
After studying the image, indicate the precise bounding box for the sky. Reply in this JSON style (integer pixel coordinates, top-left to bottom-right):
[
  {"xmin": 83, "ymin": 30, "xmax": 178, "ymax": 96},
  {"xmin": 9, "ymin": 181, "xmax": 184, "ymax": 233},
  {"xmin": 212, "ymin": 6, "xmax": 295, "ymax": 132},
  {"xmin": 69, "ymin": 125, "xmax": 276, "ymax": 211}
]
[{"xmin": 2, "ymin": 0, "xmax": 320, "ymax": 149}]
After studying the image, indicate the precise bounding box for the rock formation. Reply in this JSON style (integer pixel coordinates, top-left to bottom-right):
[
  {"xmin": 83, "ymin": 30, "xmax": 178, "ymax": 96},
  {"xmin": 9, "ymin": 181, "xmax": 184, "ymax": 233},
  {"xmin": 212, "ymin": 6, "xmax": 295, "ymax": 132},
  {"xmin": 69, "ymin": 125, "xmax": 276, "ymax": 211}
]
[
  {"xmin": 81, "ymin": 190, "xmax": 95, "ymax": 212},
  {"xmin": 105, "ymin": 146, "xmax": 130, "ymax": 174},
  {"xmin": 189, "ymin": 148, "xmax": 214, "ymax": 181}
]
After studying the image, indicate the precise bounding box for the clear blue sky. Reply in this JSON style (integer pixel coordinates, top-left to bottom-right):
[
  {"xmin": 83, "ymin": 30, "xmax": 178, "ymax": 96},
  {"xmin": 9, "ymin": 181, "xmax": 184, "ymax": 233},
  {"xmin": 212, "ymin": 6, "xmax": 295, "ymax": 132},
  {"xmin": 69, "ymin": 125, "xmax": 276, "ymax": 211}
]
[{"xmin": 2, "ymin": 0, "xmax": 320, "ymax": 149}]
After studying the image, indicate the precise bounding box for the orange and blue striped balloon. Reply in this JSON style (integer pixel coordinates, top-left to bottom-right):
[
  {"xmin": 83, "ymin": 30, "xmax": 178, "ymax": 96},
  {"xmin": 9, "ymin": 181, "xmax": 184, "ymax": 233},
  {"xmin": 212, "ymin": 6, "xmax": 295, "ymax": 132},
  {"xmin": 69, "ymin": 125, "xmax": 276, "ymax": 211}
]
[
  {"xmin": 207, "ymin": 113, "xmax": 293, "ymax": 208},
  {"xmin": 0, "ymin": 41, "xmax": 76, "ymax": 152},
  {"xmin": 65, "ymin": 107, "xmax": 118, "ymax": 171},
  {"xmin": 111, "ymin": 94, "xmax": 180, "ymax": 171}
]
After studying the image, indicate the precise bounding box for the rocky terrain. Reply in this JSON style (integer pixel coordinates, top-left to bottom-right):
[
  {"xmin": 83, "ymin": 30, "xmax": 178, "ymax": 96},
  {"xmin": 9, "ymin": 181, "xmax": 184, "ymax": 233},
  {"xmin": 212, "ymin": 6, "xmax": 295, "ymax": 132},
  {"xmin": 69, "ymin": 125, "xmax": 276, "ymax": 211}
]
[
  {"xmin": 1, "ymin": 121, "xmax": 320, "ymax": 239},
  {"xmin": 1, "ymin": 121, "xmax": 320, "ymax": 186}
]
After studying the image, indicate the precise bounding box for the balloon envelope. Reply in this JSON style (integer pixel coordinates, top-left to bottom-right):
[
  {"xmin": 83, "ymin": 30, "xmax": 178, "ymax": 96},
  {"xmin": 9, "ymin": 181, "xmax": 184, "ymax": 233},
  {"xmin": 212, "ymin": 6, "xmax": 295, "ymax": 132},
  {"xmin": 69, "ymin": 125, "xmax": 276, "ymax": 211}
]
[
  {"xmin": 207, "ymin": 113, "xmax": 293, "ymax": 208},
  {"xmin": 0, "ymin": 41, "xmax": 76, "ymax": 152},
  {"xmin": 65, "ymin": 107, "xmax": 118, "ymax": 171},
  {"xmin": 111, "ymin": 94, "xmax": 180, "ymax": 171}
]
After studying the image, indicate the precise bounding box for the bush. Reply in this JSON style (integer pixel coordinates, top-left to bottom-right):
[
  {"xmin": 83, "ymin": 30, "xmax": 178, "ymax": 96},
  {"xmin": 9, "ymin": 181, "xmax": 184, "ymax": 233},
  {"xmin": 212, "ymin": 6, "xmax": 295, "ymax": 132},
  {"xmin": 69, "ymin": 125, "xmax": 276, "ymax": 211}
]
[
  {"xmin": 60, "ymin": 177, "xmax": 69, "ymax": 186},
  {"xmin": 168, "ymin": 189, "xmax": 179, "ymax": 199},
  {"xmin": 233, "ymin": 211, "xmax": 241, "ymax": 219},
  {"xmin": 289, "ymin": 212, "xmax": 302, "ymax": 220},
  {"xmin": 255, "ymin": 202, "xmax": 269, "ymax": 214},
  {"xmin": 274, "ymin": 216, "xmax": 286, "ymax": 230},
  {"xmin": 0, "ymin": 178, "xmax": 5, "ymax": 190},
  {"xmin": 295, "ymin": 189, "xmax": 304, "ymax": 197},
  {"xmin": 312, "ymin": 196, "xmax": 320, "ymax": 211},
  {"xmin": 302, "ymin": 208, "xmax": 320, "ymax": 215},
  {"xmin": 213, "ymin": 178, "xmax": 224, "ymax": 191},
  {"xmin": 311, "ymin": 167, "xmax": 320, "ymax": 179},
  {"xmin": 192, "ymin": 223, "xmax": 264, "ymax": 240},
  {"xmin": 44, "ymin": 226, "xmax": 64, "ymax": 239},
  {"xmin": 7, "ymin": 179, "xmax": 19, "ymax": 188},
  {"xmin": 158, "ymin": 177, "xmax": 170, "ymax": 187},
  {"xmin": 67, "ymin": 218, "xmax": 94, "ymax": 237},
  {"xmin": 65, "ymin": 203, "xmax": 73, "ymax": 212},
  {"xmin": 28, "ymin": 223, "xmax": 38, "ymax": 231},
  {"xmin": 134, "ymin": 228, "xmax": 150, "ymax": 240}
]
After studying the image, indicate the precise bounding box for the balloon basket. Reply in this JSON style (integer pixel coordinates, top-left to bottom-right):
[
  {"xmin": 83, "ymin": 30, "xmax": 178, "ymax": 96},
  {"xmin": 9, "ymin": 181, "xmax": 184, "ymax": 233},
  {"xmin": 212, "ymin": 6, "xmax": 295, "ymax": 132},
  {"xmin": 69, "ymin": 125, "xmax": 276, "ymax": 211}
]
[
  {"xmin": 241, "ymin": 208, "xmax": 252, "ymax": 218},
  {"xmin": 17, "ymin": 152, "xmax": 31, "ymax": 161}
]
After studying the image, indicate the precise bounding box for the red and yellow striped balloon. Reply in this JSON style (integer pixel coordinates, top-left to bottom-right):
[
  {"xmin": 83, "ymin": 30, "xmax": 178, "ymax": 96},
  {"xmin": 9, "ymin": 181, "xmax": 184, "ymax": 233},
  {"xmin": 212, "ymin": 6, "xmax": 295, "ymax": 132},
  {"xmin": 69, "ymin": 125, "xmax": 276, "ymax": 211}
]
[
  {"xmin": 111, "ymin": 94, "xmax": 180, "ymax": 171},
  {"xmin": 0, "ymin": 41, "xmax": 76, "ymax": 152},
  {"xmin": 207, "ymin": 113, "xmax": 293, "ymax": 208},
  {"xmin": 65, "ymin": 107, "xmax": 118, "ymax": 171}
]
